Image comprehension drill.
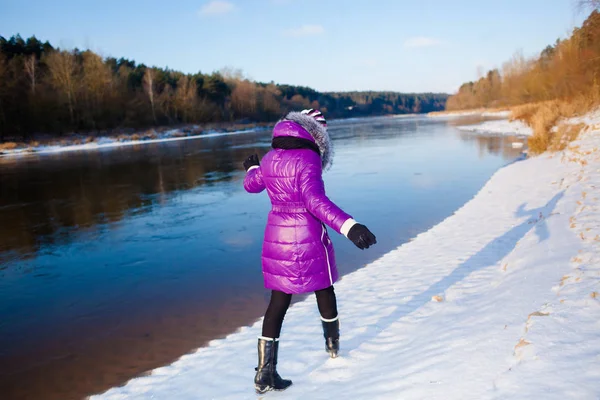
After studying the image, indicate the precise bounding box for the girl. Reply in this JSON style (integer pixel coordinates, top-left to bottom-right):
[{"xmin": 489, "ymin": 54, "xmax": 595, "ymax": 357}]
[{"xmin": 243, "ymin": 109, "xmax": 377, "ymax": 394}]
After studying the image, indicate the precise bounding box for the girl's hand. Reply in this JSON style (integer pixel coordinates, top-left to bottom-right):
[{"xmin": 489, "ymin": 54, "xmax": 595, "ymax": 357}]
[
  {"xmin": 348, "ymin": 224, "xmax": 377, "ymax": 250},
  {"xmin": 243, "ymin": 154, "xmax": 260, "ymax": 171}
]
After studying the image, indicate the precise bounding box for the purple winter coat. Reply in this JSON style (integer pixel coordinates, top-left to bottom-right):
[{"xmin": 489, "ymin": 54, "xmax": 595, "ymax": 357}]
[{"xmin": 244, "ymin": 112, "xmax": 355, "ymax": 294}]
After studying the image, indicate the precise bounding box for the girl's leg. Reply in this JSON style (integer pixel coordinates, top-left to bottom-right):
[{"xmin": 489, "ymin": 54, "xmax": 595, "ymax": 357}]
[
  {"xmin": 255, "ymin": 290, "xmax": 293, "ymax": 393},
  {"xmin": 315, "ymin": 285, "xmax": 338, "ymax": 320},
  {"xmin": 261, "ymin": 290, "xmax": 292, "ymax": 338},
  {"xmin": 315, "ymin": 286, "xmax": 340, "ymax": 358}
]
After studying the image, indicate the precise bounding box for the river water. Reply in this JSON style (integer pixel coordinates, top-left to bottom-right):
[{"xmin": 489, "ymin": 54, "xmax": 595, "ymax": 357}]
[{"xmin": 0, "ymin": 115, "xmax": 524, "ymax": 399}]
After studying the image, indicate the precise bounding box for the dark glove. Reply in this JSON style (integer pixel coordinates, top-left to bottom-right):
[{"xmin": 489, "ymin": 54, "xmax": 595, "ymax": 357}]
[
  {"xmin": 243, "ymin": 154, "xmax": 259, "ymax": 171},
  {"xmin": 348, "ymin": 224, "xmax": 377, "ymax": 250}
]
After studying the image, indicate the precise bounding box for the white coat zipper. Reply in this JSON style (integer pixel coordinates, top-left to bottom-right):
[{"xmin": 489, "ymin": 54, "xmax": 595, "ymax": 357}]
[{"xmin": 321, "ymin": 223, "xmax": 333, "ymax": 285}]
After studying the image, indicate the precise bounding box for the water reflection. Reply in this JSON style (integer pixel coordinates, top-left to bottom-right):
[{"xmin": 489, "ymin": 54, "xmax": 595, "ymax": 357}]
[
  {"xmin": 443, "ymin": 114, "xmax": 528, "ymax": 160},
  {"xmin": 457, "ymin": 131, "xmax": 527, "ymax": 160},
  {"xmin": 0, "ymin": 116, "xmax": 437, "ymax": 266},
  {"xmin": 0, "ymin": 133, "xmax": 272, "ymax": 265}
]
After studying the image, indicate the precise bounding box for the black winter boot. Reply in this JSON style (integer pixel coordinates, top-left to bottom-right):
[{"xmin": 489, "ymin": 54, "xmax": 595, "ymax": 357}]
[
  {"xmin": 254, "ymin": 338, "xmax": 292, "ymax": 394},
  {"xmin": 321, "ymin": 317, "xmax": 340, "ymax": 358}
]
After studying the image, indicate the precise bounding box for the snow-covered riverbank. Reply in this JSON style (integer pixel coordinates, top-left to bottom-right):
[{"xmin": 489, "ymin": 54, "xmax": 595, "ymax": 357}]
[
  {"xmin": 91, "ymin": 112, "xmax": 600, "ymax": 399},
  {"xmin": 0, "ymin": 110, "xmax": 525, "ymax": 159},
  {"xmin": 457, "ymin": 118, "xmax": 533, "ymax": 136},
  {"xmin": 0, "ymin": 126, "xmax": 270, "ymax": 158},
  {"xmin": 429, "ymin": 109, "xmax": 533, "ymax": 137},
  {"xmin": 0, "ymin": 111, "xmax": 531, "ymax": 159}
]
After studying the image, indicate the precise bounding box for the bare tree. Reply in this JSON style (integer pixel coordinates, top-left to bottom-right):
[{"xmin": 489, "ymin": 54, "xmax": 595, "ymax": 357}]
[
  {"xmin": 82, "ymin": 52, "xmax": 112, "ymax": 98},
  {"xmin": 289, "ymin": 94, "xmax": 310, "ymax": 110},
  {"xmin": 157, "ymin": 83, "xmax": 173, "ymax": 123},
  {"xmin": 219, "ymin": 66, "xmax": 245, "ymax": 82},
  {"xmin": 45, "ymin": 50, "xmax": 78, "ymax": 126},
  {"xmin": 231, "ymin": 80, "xmax": 257, "ymax": 118},
  {"xmin": 81, "ymin": 52, "xmax": 114, "ymax": 127},
  {"xmin": 577, "ymin": 0, "xmax": 600, "ymax": 12},
  {"xmin": 23, "ymin": 54, "xmax": 37, "ymax": 94},
  {"xmin": 174, "ymin": 75, "xmax": 196, "ymax": 122},
  {"xmin": 143, "ymin": 68, "xmax": 157, "ymax": 124},
  {"xmin": 262, "ymin": 84, "xmax": 282, "ymax": 116}
]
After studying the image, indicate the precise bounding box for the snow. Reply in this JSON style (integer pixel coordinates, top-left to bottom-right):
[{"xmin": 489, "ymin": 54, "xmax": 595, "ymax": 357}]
[
  {"xmin": 92, "ymin": 115, "xmax": 600, "ymax": 399},
  {"xmin": 457, "ymin": 118, "xmax": 533, "ymax": 137},
  {"xmin": 428, "ymin": 110, "xmax": 511, "ymax": 119},
  {"xmin": 481, "ymin": 110, "xmax": 512, "ymax": 118},
  {"xmin": 428, "ymin": 109, "xmax": 532, "ymax": 137},
  {"xmin": 0, "ymin": 127, "xmax": 267, "ymax": 158},
  {"xmin": 565, "ymin": 108, "xmax": 600, "ymax": 127},
  {"xmin": 427, "ymin": 108, "xmax": 532, "ymax": 136}
]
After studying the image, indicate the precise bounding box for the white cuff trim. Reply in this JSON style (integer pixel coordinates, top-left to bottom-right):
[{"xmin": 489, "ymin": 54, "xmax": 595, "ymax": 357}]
[
  {"xmin": 258, "ymin": 336, "xmax": 278, "ymax": 341},
  {"xmin": 320, "ymin": 315, "xmax": 339, "ymax": 322},
  {"xmin": 340, "ymin": 218, "xmax": 357, "ymax": 237},
  {"xmin": 247, "ymin": 165, "xmax": 259, "ymax": 172}
]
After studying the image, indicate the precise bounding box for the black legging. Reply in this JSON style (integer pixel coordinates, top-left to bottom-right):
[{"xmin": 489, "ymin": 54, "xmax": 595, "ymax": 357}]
[{"xmin": 262, "ymin": 286, "xmax": 338, "ymax": 338}]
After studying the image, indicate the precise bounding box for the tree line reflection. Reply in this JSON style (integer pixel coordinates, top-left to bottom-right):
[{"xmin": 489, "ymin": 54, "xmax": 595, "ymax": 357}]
[{"xmin": 0, "ymin": 133, "xmax": 271, "ymax": 265}]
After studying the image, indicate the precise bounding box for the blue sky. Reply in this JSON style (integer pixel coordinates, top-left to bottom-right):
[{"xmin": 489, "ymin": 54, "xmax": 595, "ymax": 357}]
[{"xmin": 1, "ymin": 0, "xmax": 588, "ymax": 93}]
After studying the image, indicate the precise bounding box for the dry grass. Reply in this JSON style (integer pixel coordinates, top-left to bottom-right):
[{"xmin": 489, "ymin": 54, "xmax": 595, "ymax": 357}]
[
  {"xmin": 0, "ymin": 142, "xmax": 18, "ymax": 150},
  {"xmin": 514, "ymin": 338, "xmax": 531, "ymax": 351},
  {"xmin": 528, "ymin": 311, "xmax": 550, "ymax": 318},
  {"xmin": 435, "ymin": 98, "xmax": 594, "ymax": 154},
  {"xmin": 116, "ymin": 134, "xmax": 131, "ymax": 142},
  {"xmin": 139, "ymin": 130, "xmax": 158, "ymax": 140},
  {"xmin": 550, "ymin": 123, "xmax": 586, "ymax": 151},
  {"xmin": 510, "ymin": 96, "xmax": 596, "ymax": 154},
  {"xmin": 509, "ymin": 102, "xmax": 550, "ymax": 124}
]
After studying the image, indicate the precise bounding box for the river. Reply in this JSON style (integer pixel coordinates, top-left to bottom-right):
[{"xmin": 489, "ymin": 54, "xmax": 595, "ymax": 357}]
[{"xmin": 0, "ymin": 115, "xmax": 524, "ymax": 399}]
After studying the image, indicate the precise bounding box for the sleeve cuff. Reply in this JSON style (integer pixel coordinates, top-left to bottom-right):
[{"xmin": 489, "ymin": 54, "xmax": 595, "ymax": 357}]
[
  {"xmin": 246, "ymin": 165, "xmax": 259, "ymax": 172},
  {"xmin": 340, "ymin": 218, "xmax": 357, "ymax": 237}
]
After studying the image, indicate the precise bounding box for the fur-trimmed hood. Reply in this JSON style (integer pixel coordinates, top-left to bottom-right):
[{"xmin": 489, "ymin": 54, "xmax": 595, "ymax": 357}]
[{"xmin": 272, "ymin": 111, "xmax": 333, "ymax": 170}]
